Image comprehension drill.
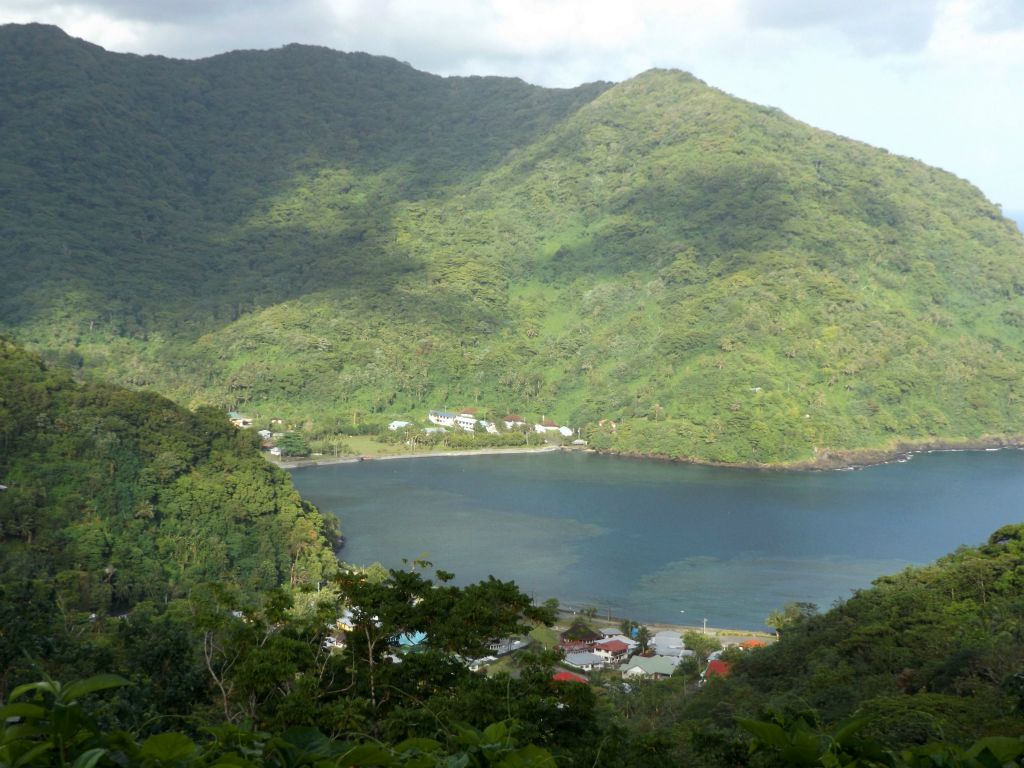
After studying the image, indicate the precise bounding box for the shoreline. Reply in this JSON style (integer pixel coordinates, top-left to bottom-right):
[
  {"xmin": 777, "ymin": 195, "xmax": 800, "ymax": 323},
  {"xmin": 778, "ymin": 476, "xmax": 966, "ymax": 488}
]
[
  {"xmin": 274, "ymin": 435, "xmax": 1024, "ymax": 473},
  {"xmin": 273, "ymin": 444, "xmax": 563, "ymax": 469},
  {"xmin": 552, "ymin": 608, "xmax": 774, "ymax": 643},
  {"xmin": 591, "ymin": 434, "xmax": 1024, "ymax": 472}
]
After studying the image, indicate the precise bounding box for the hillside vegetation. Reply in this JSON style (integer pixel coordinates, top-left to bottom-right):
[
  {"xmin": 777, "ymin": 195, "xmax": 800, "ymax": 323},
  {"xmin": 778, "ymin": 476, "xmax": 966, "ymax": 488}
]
[
  {"xmin": 0, "ymin": 338, "xmax": 340, "ymax": 620},
  {"xmin": 4, "ymin": 24, "xmax": 1024, "ymax": 464},
  {"xmin": 615, "ymin": 524, "xmax": 1024, "ymax": 766}
]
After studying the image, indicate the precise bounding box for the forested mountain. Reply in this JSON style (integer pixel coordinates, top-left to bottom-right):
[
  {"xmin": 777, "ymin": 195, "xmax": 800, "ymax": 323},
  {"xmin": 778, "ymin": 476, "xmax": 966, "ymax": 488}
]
[
  {"xmin": 4, "ymin": 24, "xmax": 1024, "ymax": 464},
  {"xmin": 0, "ymin": 338, "xmax": 339, "ymax": 619}
]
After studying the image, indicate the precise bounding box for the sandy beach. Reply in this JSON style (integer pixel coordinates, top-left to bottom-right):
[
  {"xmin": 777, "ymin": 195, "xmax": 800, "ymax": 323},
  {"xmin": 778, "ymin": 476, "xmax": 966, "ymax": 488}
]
[{"xmin": 273, "ymin": 444, "xmax": 565, "ymax": 469}]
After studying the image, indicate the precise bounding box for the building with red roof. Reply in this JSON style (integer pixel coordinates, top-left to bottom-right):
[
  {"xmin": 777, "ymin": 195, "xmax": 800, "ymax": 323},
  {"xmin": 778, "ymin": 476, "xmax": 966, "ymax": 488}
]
[
  {"xmin": 552, "ymin": 671, "xmax": 587, "ymax": 684},
  {"xmin": 594, "ymin": 638, "xmax": 630, "ymax": 664},
  {"xmin": 702, "ymin": 659, "xmax": 732, "ymax": 683}
]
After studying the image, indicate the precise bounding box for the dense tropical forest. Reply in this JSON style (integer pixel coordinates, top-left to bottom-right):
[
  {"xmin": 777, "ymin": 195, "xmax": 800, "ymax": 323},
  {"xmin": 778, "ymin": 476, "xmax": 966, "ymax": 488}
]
[
  {"xmin": 4, "ymin": 24, "xmax": 1024, "ymax": 464},
  {"xmin": 2, "ymin": 342, "xmax": 1024, "ymax": 765}
]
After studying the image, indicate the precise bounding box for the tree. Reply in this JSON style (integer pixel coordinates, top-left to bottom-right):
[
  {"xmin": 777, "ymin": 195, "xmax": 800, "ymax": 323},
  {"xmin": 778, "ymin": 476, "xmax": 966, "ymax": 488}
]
[
  {"xmin": 766, "ymin": 601, "xmax": 819, "ymax": 635},
  {"xmin": 682, "ymin": 630, "xmax": 721, "ymax": 666},
  {"xmin": 275, "ymin": 432, "xmax": 310, "ymax": 457},
  {"xmin": 635, "ymin": 626, "xmax": 652, "ymax": 654}
]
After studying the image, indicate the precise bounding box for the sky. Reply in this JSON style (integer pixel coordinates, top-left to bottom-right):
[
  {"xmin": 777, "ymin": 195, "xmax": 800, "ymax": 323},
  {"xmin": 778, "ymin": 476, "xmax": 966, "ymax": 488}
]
[{"xmin": 2, "ymin": 0, "xmax": 1022, "ymax": 213}]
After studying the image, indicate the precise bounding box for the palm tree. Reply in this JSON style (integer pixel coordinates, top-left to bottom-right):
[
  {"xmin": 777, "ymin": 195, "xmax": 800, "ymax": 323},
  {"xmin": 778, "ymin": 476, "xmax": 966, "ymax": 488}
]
[{"xmin": 635, "ymin": 625, "xmax": 652, "ymax": 655}]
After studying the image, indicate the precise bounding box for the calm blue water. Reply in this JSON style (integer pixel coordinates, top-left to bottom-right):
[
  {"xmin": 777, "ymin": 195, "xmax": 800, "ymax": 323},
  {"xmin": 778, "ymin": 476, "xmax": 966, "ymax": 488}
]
[{"xmin": 290, "ymin": 450, "xmax": 1024, "ymax": 630}]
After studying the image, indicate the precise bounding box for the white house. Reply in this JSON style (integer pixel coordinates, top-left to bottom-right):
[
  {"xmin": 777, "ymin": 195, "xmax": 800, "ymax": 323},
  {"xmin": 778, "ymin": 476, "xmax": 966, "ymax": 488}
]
[
  {"xmin": 479, "ymin": 420, "xmax": 499, "ymax": 434},
  {"xmin": 602, "ymin": 634, "xmax": 639, "ymax": 651},
  {"xmin": 535, "ymin": 419, "xmax": 561, "ymax": 434},
  {"xmin": 455, "ymin": 413, "xmax": 478, "ymax": 432},
  {"xmin": 652, "ymin": 631, "xmax": 682, "ymax": 651},
  {"xmin": 593, "ymin": 639, "xmax": 630, "ymax": 664},
  {"xmin": 564, "ymin": 651, "xmax": 605, "ymax": 672},
  {"xmin": 558, "ymin": 426, "xmax": 573, "ymax": 437},
  {"xmin": 388, "ymin": 420, "xmax": 412, "ymax": 431},
  {"xmin": 428, "ymin": 410, "xmax": 456, "ymax": 427},
  {"xmin": 503, "ymin": 415, "xmax": 527, "ymax": 429},
  {"xmin": 488, "ymin": 637, "xmax": 528, "ymax": 655}
]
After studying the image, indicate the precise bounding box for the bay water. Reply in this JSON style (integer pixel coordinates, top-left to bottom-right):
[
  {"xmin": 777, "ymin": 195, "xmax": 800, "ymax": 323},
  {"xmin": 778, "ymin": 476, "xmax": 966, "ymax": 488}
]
[{"xmin": 290, "ymin": 449, "xmax": 1024, "ymax": 630}]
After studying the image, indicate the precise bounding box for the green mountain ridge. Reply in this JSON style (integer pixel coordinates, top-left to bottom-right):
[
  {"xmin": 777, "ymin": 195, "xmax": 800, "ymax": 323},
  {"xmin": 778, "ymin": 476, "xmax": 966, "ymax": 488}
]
[{"xmin": 4, "ymin": 24, "xmax": 1024, "ymax": 464}]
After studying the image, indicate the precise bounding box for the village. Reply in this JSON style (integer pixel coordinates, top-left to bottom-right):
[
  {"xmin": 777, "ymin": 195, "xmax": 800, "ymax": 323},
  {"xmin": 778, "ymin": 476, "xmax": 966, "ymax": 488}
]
[
  {"xmin": 227, "ymin": 407, "xmax": 591, "ymax": 458},
  {"xmin": 323, "ymin": 606, "xmax": 773, "ymax": 688}
]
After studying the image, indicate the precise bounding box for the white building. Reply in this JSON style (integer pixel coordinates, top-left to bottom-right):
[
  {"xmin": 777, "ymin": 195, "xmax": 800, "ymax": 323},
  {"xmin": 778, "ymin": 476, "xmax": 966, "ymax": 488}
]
[
  {"xmin": 455, "ymin": 413, "xmax": 478, "ymax": 432},
  {"xmin": 388, "ymin": 420, "xmax": 412, "ymax": 431},
  {"xmin": 479, "ymin": 420, "xmax": 499, "ymax": 434},
  {"xmin": 428, "ymin": 410, "xmax": 456, "ymax": 427},
  {"xmin": 564, "ymin": 651, "xmax": 605, "ymax": 672}
]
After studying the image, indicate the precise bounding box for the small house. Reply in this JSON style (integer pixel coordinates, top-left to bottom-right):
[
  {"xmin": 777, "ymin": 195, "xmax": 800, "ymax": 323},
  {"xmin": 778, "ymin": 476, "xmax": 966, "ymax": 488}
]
[
  {"xmin": 622, "ymin": 655, "xmax": 678, "ymax": 680},
  {"xmin": 503, "ymin": 415, "xmax": 527, "ymax": 429},
  {"xmin": 738, "ymin": 639, "xmax": 768, "ymax": 650},
  {"xmin": 535, "ymin": 419, "xmax": 561, "ymax": 434},
  {"xmin": 593, "ymin": 639, "xmax": 630, "ymax": 664},
  {"xmin": 388, "ymin": 420, "xmax": 412, "ymax": 431},
  {"xmin": 701, "ymin": 659, "xmax": 732, "ymax": 683},
  {"xmin": 564, "ymin": 651, "xmax": 604, "ymax": 672},
  {"xmin": 558, "ymin": 426, "xmax": 573, "ymax": 437},
  {"xmin": 552, "ymin": 671, "xmax": 587, "ymax": 684},
  {"xmin": 559, "ymin": 622, "xmax": 604, "ymax": 649},
  {"xmin": 488, "ymin": 637, "xmax": 528, "ymax": 656}
]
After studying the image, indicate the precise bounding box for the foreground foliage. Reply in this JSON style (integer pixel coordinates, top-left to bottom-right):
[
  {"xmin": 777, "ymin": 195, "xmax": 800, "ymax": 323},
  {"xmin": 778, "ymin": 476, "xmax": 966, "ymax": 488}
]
[
  {"xmin": 4, "ymin": 25, "xmax": 1024, "ymax": 463},
  {"xmin": 0, "ymin": 339, "xmax": 339, "ymax": 639}
]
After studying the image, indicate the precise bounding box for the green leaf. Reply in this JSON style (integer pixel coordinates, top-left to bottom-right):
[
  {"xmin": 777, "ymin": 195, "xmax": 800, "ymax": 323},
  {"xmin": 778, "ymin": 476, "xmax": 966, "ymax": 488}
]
[
  {"xmin": 735, "ymin": 718, "xmax": 790, "ymax": 751},
  {"xmin": 831, "ymin": 714, "xmax": 871, "ymax": 745},
  {"xmin": 453, "ymin": 725, "xmax": 481, "ymax": 747},
  {"xmin": 781, "ymin": 731, "xmax": 825, "ymax": 767},
  {"xmin": 12, "ymin": 743, "xmax": 54, "ymax": 768},
  {"xmin": 139, "ymin": 732, "xmax": 197, "ymax": 761},
  {"xmin": 337, "ymin": 744, "xmax": 397, "ymax": 766},
  {"xmin": 207, "ymin": 755, "xmax": 257, "ymax": 767},
  {"xmin": 9, "ymin": 681, "xmax": 59, "ymax": 702},
  {"xmin": 0, "ymin": 703, "xmax": 46, "ymax": 721},
  {"xmin": 61, "ymin": 675, "xmax": 130, "ymax": 704},
  {"xmin": 481, "ymin": 722, "xmax": 509, "ymax": 745},
  {"xmin": 394, "ymin": 738, "xmax": 443, "ymax": 755},
  {"xmin": 277, "ymin": 727, "xmax": 333, "ymax": 757},
  {"xmin": 70, "ymin": 748, "xmax": 107, "ymax": 768},
  {"xmin": 967, "ymin": 737, "xmax": 1024, "ymax": 764},
  {"xmin": 495, "ymin": 745, "xmax": 557, "ymax": 768}
]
